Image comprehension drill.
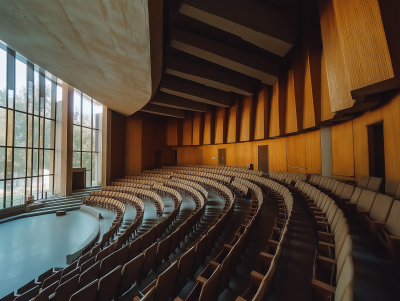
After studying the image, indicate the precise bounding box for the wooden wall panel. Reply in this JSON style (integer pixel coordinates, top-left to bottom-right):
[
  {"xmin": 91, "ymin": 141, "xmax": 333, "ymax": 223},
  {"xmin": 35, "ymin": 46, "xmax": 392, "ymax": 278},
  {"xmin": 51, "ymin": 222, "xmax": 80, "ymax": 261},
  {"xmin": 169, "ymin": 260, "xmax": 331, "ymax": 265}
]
[
  {"xmin": 303, "ymin": 56, "xmax": 316, "ymax": 128},
  {"xmin": 125, "ymin": 113, "xmax": 143, "ymax": 175},
  {"xmin": 331, "ymin": 120, "xmax": 354, "ymax": 177},
  {"xmin": 269, "ymin": 82, "xmax": 280, "ymax": 137},
  {"xmin": 285, "ymin": 69, "xmax": 298, "ymax": 134},
  {"xmin": 240, "ymin": 96, "xmax": 252, "ymax": 141},
  {"xmin": 287, "ymin": 134, "xmax": 306, "ymax": 168},
  {"xmin": 182, "ymin": 111, "xmax": 193, "ymax": 145},
  {"xmin": 227, "ymin": 96, "xmax": 240, "ymax": 143},
  {"xmin": 268, "ymin": 138, "xmax": 288, "ymax": 172},
  {"xmin": 305, "ymin": 130, "xmax": 322, "ymax": 174},
  {"xmin": 236, "ymin": 142, "xmax": 252, "ymax": 167},
  {"xmin": 203, "ymin": 106, "xmax": 214, "ymax": 145},
  {"xmin": 192, "ymin": 112, "xmax": 203, "ymax": 145},
  {"xmin": 254, "ymin": 85, "xmax": 269, "ymax": 140},
  {"xmin": 288, "ymin": 167, "xmax": 307, "ymax": 174},
  {"xmin": 319, "ymin": 0, "xmax": 395, "ymax": 112},
  {"xmin": 319, "ymin": 49, "xmax": 334, "ymax": 121},
  {"xmin": 176, "ymin": 146, "xmax": 196, "ymax": 165},
  {"xmin": 166, "ymin": 117, "xmax": 182, "ymax": 146},
  {"xmin": 110, "ymin": 111, "xmax": 126, "ymax": 181},
  {"xmin": 214, "ymin": 107, "xmax": 226, "ymax": 144},
  {"xmin": 225, "ymin": 144, "xmax": 237, "ymax": 166}
]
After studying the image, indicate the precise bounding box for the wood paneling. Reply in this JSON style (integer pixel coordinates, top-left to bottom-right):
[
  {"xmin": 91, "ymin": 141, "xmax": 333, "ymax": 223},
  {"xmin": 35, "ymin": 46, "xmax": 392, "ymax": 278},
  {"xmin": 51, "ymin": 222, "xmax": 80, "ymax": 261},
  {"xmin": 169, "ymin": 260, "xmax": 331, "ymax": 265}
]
[
  {"xmin": 305, "ymin": 130, "xmax": 322, "ymax": 174},
  {"xmin": 227, "ymin": 96, "xmax": 240, "ymax": 143},
  {"xmin": 319, "ymin": 0, "xmax": 395, "ymax": 112},
  {"xmin": 182, "ymin": 111, "xmax": 193, "ymax": 145},
  {"xmin": 331, "ymin": 120, "xmax": 354, "ymax": 177},
  {"xmin": 237, "ymin": 142, "xmax": 252, "ymax": 167},
  {"xmin": 320, "ymin": 48, "xmax": 334, "ymax": 121},
  {"xmin": 254, "ymin": 85, "xmax": 270, "ymax": 140},
  {"xmin": 203, "ymin": 106, "xmax": 215, "ymax": 145},
  {"xmin": 125, "ymin": 113, "xmax": 143, "ymax": 175},
  {"xmin": 166, "ymin": 117, "xmax": 183, "ymax": 146},
  {"xmin": 287, "ymin": 134, "xmax": 306, "ymax": 168},
  {"xmin": 192, "ymin": 112, "xmax": 203, "ymax": 145},
  {"xmin": 269, "ymin": 82, "xmax": 280, "ymax": 137},
  {"xmin": 240, "ymin": 96, "xmax": 252, "ymax": 141},
  {"xmin": 110, "ymin": 111, "xmax": 126, "ymax": 181},
  {"xmin": 214, "ymin": 107, "xmax": 227, "ymax": 144},
  {"xmin": 285, "ymin": 69, "xmax": 298, "ymax": 134}
]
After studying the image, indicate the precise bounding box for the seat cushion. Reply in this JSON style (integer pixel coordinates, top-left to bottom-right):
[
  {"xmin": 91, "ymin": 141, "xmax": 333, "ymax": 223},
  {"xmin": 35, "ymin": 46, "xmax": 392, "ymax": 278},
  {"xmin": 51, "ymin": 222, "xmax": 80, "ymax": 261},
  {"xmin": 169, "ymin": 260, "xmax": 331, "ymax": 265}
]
[
  {"xmin": 357, "ymin": 190, "xmax": 377, "ymax": 211},
  {"xmin": 370, "ymin": 194, "xmax": 394, "ymax": 223}
]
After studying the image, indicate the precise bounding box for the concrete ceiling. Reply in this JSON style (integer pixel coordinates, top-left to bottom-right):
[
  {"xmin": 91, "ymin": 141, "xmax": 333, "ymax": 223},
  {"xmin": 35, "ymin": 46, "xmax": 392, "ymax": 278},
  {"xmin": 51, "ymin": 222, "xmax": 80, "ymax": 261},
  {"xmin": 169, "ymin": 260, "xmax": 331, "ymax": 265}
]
[{"xmin": 0, "ymin": 0, "xmax": 163, "ymax": 116}]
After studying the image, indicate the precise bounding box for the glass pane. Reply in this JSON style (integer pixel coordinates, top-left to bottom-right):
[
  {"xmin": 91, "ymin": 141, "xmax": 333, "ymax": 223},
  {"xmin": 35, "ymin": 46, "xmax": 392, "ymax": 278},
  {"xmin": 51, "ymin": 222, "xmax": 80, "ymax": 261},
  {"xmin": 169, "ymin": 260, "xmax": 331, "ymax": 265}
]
[
  {"xmin": 73, "ymin": 152, "xmax": 81, "ymax": 168},
  {"xmin": 32, "ymin": 177, "xmax": 37, "ymax": 199},
  {"xmin": 34, "ymin": 71, "xmax": 39, "ymax": 115},
  {"xmin": 57, "ymin": 84, "xmax": 62, "ymax": 102},
  {"xmin": 93, "ymin": 129, "xmax": 100, "ymax": 152},
  {"xmin": 45, "ymin": 78, "xmax": 52, "ymax": 118},
  {"xmin": 7, "ymin": 89, "xmax": 13, "ymax": 109},
  {"xmin": 28, "ymin": 81, "xmax": 33, "ymax": 113},
  {"xmin": 0, "ymin": 147, "xmax": 4, "ymax": 179},
  {"xmin": 43, "ymin": 175, "xmax": 53, "ymax": 196},
  {"xmin": 38, "ymin": 176, "xmax": 43, "ymax": 199},
  {"xmin": 0, "ymin": 47, "xmax": 6, "ymax": 107},
  {"xmin": 82, "ymin": 127, "xmax": 91, "ymax": 151},
  {"xmin": 15, "ymin": 59, "xmax": 27, "ymax": 112},
  {"xmin": 14, "ymin": 148, "xmax": 26, "ymax": 178},
  {"xmin": 44, "ymin": 119, "xmax": 55, "ymax": 149},
  {"xmin": 86, "ymin": 170, "xmax": 91, "ymax": 187},
  {"xmin": 26, "ymin": 177, "xmax": 31, "ymax": 197},
  {"xmin": 73, "ymin": 125, "xmax": 81, "ymax": 151},
  {"xmin": 0, "ymin": 108, "xmax": 6, "ymax": 145},
  {"xmin": 93, "ymin": 101, "xmax": 102, "ymax": 129},
  {"xmin": 27, "ymin": 148, "xmax": 32, "ymax": 176},
  {"xmin": 32, "ymin": 149, "xmax": 38, "ymax": 176},
  {"xmin": 33, "ymin": 116, "xmax": 39, "ymax": 148},
  {"xmin": 43, "ymin": 150, "xmax": 53, "ymax": 175},
  {"xmin": 73, "ymin": 91, "xmax": 81, "ymax": 125},
  {"xmin": 92, "ymin": 153, "xmax": 99, "ymax": 186},
  {"xmin": 13, "ymin": 178, "xmax": 25, "ymax": 205},
  {"xmin": 38, "ymin": 149, "xmax": 43, "ymax": 176},
  {"xmin": 82, "ymin": 152, "xmax": 91, "ymax": 170},
  {"xmin": 6, "ymin": 148, "xmax": 12, "ymax": 179},
  {"xmin": 7, "ymin": 110, "xmax": 13, "ymax": 146},
  {"xmin": 27, "ymin": 115, "xmax": 33, "ymax": 147},
  {"xmin": 39, "ymin": 117, "xmax": 44, "ymax": 148},
  {"xmin": 5, "ymin": 180, "xmax": 11, "ymax": 207},
  {"xmin": 82, "ymin": 96, "xmax": 91, "ymax": 127},
  {"xmin": 0, "ymin": 181, "xmax": 3, "ymax": 208},
  {"xmin": 14, "ymin": 112, "xmax": 27, "ymax": 147}
]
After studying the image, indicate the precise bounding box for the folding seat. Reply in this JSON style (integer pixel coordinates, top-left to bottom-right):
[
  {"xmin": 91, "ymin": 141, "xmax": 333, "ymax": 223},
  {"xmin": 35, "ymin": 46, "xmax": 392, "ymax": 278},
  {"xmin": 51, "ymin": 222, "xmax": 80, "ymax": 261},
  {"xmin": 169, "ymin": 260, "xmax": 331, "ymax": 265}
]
[
  {"xmin": 213, "ymin": 244, "xmax": 234, "ymax": 295},
  {"xmin": 141, "ymin": 242, "xmax": 159, "ymax": 280},
  {"xmin": 36, "ymin": 268, "xmax": 54, "ymax": 285},
  {"xmin": 192, "ymin": 234, "xmax": 208, "ymax": 275},
  {"xmin": 79, "ymin": 261, "xmax": 101, "ymax": 288},
  {"xmin": 311, "ymin": 255, "xmax": 354, "ymax": 301},
  {"xmin": 80, "ymin": 257, "xmax": 96, "ymax": 274},
  {"xmin": 119, "ymin": 254, "xmax": 145, "ymax": 296},
  {"xmin": 318, "ymin": 218, "xmax": 349, "ymax": 260},
  {"xmin": 32, "ymin": 281, "xmax": 59, "ymax": 301},
  {"xmin": 69, "ymin": 280, "xmax": 98, "ymax": 301},
  {"xmin": 115, "ymin": 243, "xmax": 130, "ymax": 267},
  {"xmin": 328, "ymin": 182, "xmax": 345, "ymax": 199},
  {"xmin": 15, "ymin": 279, "xmax": 36, "ymax": 295},
  {"xmin": 141, "ymin": 227, "xmax": 156, "ymax": 252},
  {"xmin": 311, "ymin": 198, "xmax": 334, "ymax": 220},
  {"xmin": 156, "ymin": 235, "xmax": 171, "ymax": 266},
  {"xmin": 97, "ymin": 265, "xmax": 122, "ymax": 301},
  {"xmin": 41, "ymin": 269, "xmax": 62, "ymax": 289},
  {"xmin": 373, "ymin": 200, "xmax": 400, "ymax": 263},
  {"xmin": 100, "ymin": 231, "xmax": 110, "ymax": 248},
  {"xmin": 52, "ymin": 274, "xmax": 80, "ymax": 301},
  {"xmin": 14, "ymin": 285, "xmax": 40, "ymax": 301},
  {"xmin": 358, "ymin": 193, "xmax": 394, "ymax": 232},
  {"xmin": 366, "ymin": 176, "xmax": 382, "ymax": 192},
  {"xmin": 385, "ymin": 180, "xmax": 399, "ymax": 197},
  {"xmin": 61, "ymin": 261, "xmax": 78, "ymax": 277},
  {"xmin": 345, "ymin": 189, "xmax": 377, "ymax": 215},
  {"xmin": 176, "ymin": 263, "xmax": 221, "ymax": 301},
  {"xmin": 141, "ymin": 261, "xmax": 179, "ymax": 301},
  {"xmin": 60, "ymin": 267, "xmax": 80, "ymax": 284},
  {"xmin": 336, "ymin": 186, "xmax": 362, "ymax": 210},
  {"xmin": 315, "ymin": 206, "xmax": 342, "ymax": 233},
  {"xmin": 357, "ymin": 175, "xmax": 370, "ymax": 189},
  {"xmin": 128, "ymin": 237, "xmax": 142, "ymax": 261},
  {"xmin": 313, "ymin": 234, "xmax": 352, "ymax": 286}
]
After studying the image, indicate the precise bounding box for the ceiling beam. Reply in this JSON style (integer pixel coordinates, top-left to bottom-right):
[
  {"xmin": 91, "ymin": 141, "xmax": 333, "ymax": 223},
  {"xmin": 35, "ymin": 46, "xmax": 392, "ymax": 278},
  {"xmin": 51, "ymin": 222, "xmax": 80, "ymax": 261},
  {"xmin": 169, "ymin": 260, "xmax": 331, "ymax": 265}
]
[
  {"xmin": 160, "ymin": 76, "xmax": 232, "ymax": 107},
  {"xmin": 170, "ymin": 27, "xmax": 279, "ymax": 85},
  {"xmin": 150, "ymin": 92, "xmax": 208, "ymax": 112},
  {"xmin": 165, "ymin": 56, "xmax": 254, "ymax": 96},
  {"xmin": 141, "ymin": 103, "xmax": 185, "ymax": 118},
  {"xmin": 179, "ymin": 0, "xmax": 296, "ymax": 57}
]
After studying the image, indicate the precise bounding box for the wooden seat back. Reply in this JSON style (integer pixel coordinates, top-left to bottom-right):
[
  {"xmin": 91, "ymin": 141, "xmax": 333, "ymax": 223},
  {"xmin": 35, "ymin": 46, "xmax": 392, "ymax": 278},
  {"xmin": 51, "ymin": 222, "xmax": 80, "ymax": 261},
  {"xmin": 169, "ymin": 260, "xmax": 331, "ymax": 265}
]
[
  {"xmin": 97, "ymin": 265, "xmax": 122, "ymax": 301},
  {"xmin": 69, "ymin": 280, "xmax": 98, "ymax": 301}
]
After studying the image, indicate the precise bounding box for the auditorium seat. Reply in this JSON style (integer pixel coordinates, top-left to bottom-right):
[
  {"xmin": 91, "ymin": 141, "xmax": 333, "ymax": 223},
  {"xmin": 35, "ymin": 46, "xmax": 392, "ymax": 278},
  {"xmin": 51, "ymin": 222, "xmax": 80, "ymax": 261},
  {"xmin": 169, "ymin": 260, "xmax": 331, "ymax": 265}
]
[
  {"xmin": 357, "ymin": 176, "xmax": 370, "ymax": 189},
  {"xmin": 32, "ymin": 281, "xmax": 59, "ymax": 301},
  {"xmin": 115, "ymin": 243, "xmax": 130, "ymax": 267},
  {"xmin": 385, "ymin": 180, "xmax": 399, "ymax": 197},
  {"xmin": 119, "ymin": 253, "xmax": 144, "ymax": 297},
  {"xmin": 141, "ymin": 242, "xmax": 158, "ymax": 280},
  {"xmin": 42, "ymin": 270, "xmax": 62, "ymax": 289},
  {"xmin": 80, "ymin": 257, "xmax": 96, "ymax": 273},
  {"xmin": 99, "ymin": 252, "xmax": 117, "ymax": 278},
  {"xmin": 0, "ymin": 292, "xmax": 14, "ymax": 301},
  {"xmin": 60, "ymin": 267, "xmax": 80, "ymax": 284},
  {"xmin": 97, "ymin": 265, "xmax": 122, "ymax": 301},
  {"xmin": 366, "ymin": 177, "xmax": 383, "ymax": 192},
  {"xmin": 52, "ymin": 274, "xmax": 79, "ymax": 301},
  {"xmin": 69, "ymin": 280, "xmax": 98, "ymax": 301},
  {"xmin": 79, "ymin": 261, "xmax": 101, "ymax": 288},
  {"xmin": 357, "ymin": 193, "xmax": 394, "ymax": 232},
  {"xmin": 345, "ymin": 189, "xmax": 377, "ymax": 215},
  {"xmin": 133, "ymin": 286, "xmax": 156, "ymax": 301},
  {"xmin": 373, "ymin": 200, "xmax": 400, "ymax": 263},
  {"xmin": 14, "ymin": 285, "xmax": 40, "ymax": 301},
  {"xmin": 128, "ymin": 237, "xmax": 142, "ymax": 261}
]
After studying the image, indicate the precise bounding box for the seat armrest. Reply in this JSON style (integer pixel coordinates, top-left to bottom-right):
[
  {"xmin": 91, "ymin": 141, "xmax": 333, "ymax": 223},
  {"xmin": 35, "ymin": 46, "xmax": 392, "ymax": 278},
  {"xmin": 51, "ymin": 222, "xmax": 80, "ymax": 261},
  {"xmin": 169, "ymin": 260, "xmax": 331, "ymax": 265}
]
[
  {"xmin": 141, "ymin": 279, "xmax": 157, "ymax": 295},
  {"xmin": 318, "ymin": 231, "xmax": 335, "ymax": 243},
  {"xmin": 311, "ymin": 278, "xmax": 336, "ymax": 300}
]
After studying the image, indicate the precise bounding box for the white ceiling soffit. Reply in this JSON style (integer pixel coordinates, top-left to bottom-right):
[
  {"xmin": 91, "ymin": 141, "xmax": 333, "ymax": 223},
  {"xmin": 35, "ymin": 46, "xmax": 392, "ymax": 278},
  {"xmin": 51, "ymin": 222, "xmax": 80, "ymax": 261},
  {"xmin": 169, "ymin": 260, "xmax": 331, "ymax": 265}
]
[{"xmin": 0, "ymin": 0, "xmax": 163, "ymax": 116}]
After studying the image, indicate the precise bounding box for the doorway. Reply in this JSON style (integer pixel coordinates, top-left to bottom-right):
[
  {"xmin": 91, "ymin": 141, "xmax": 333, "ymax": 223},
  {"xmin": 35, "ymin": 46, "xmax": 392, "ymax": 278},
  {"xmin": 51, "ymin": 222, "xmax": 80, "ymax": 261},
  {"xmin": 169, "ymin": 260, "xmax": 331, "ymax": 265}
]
[
  {"xmin": 155, "ymin": 151, "xmax": 163, "ymax": 169},
  {"xmin": 218, "ymin": 148, "xmax": 226, "ymax": 165},
  {"xmin": 258, "ymin": 145, "xmax": 269, "ymax": 174},
  {"xmin": 367, "ymin": 122, "xmax": 385, "ymax": 189}
]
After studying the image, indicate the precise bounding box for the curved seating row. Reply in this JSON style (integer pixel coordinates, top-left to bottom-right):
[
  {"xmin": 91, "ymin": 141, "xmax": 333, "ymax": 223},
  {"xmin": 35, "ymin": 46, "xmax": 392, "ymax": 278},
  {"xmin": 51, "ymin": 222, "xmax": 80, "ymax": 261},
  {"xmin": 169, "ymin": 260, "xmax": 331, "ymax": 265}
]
[{"xmin": 170, "ymin": 177, "xmax": 208, "ymax": 199}]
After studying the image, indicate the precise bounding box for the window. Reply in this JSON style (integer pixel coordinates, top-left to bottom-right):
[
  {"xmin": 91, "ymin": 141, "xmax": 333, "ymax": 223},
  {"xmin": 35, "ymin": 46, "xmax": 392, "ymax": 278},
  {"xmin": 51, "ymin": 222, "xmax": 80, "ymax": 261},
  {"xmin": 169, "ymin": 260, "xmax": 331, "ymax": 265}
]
[
  {"xmin": 73, "ymin": 90, "xmax": 102, "ymax": 187},
  {"xmin": 0, "ymin": 42, "xmax": 57, "ymax": 208}
]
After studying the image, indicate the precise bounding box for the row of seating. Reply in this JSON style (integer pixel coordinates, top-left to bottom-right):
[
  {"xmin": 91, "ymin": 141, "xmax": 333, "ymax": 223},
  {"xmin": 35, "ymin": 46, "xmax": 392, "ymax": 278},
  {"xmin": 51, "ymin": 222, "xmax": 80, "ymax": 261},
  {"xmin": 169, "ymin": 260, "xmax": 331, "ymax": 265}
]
[
  {"xmin": 289, "ymin": 180, "xmax": 354, "ymax": 301},
  {"xmin": 230, "ymin": 180, "xmax": 249, "ymax": 197},
  {"xmin": 236, "ymin": 178, "xmax": 293, "ymax": 301},
  {"xmin": 309, "ymin": 174, "xmax": 383, "ymax": 193},
  {"xmin": 170, "ymin": 177, "xmax": 208, "ymax": 199}
]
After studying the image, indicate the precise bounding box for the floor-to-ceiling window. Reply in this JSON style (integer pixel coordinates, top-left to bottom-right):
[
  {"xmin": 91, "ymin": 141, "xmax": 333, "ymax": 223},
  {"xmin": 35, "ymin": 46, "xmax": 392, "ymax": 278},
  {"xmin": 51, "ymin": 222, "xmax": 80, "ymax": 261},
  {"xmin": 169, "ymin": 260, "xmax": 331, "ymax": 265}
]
[
  {"xmin": 72, "ymin": 90, "xmax": 102, "ymax": 187},
  {"xmin": 0, "ymin": 43, "xmax": 58, "ymax": 208}
]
